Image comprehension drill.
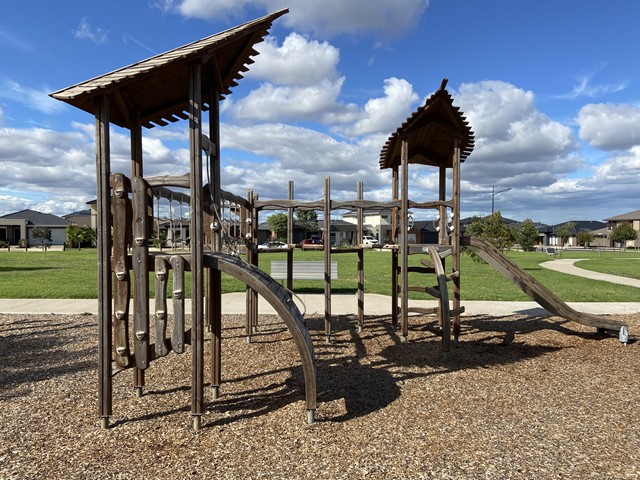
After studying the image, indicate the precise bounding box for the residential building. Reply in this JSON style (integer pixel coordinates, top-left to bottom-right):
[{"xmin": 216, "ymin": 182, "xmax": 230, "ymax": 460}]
[
  {"xmin": 604, "ymin": 210, "xmax": 640, "ymax": 248},
  {"xmin": 0, "ymin": 209, "xmax": 71, "ymax": 246}
]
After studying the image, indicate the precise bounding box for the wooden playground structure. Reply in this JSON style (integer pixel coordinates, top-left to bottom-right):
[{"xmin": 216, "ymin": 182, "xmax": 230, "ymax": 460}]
[{"xmin": 51, "ymin": 9, "xmax": 628, "ymax": 431}]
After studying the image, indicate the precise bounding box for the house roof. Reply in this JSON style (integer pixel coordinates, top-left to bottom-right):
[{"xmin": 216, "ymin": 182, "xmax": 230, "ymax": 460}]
[
  {"xmin": 604, "ymin": 210, "xmax": 640, "ymax": 222},
  {"xmin": 63, "ymin": 209, "xmax": 91, "ymax": 218},
  {"xmin": 379, "ymin": 78, "xmax": 475, "ymax": 170},
  {"xmin": 50, "ymin": 9, "xmax": 288, "ymax": 129},
  {"xmin": 1, "ymin": 209, "xmax": 71, "ymax": 227}
]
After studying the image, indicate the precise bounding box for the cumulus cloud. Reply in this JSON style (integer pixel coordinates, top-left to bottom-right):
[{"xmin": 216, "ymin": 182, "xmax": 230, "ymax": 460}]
[
  {"xmin": 163, "ymin": 0, "xmax": 428, "ymax": 39},
  {"xmin": 344, "ymin": 77, "xmax": 418, "ymax": 136},
  {"xmin": 248, "ymin": 33, "xmax": 340, "ymax": 86},
  {"xmin": 226, "ymin": 33, "xmax": 359, "ymax": 124},
  {"xmin": 454, "ymin": 81, "xmax": 577, "ymax": 188},
  {"xmin": 577, "ymin": 103, "xmax": 640, "ymax": 151}
]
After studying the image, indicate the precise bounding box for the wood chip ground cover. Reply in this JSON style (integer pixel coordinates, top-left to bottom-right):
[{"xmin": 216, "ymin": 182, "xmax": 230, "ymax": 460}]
[{"xmin": 1, "ymin": 312, "xmax": 638, "ymax": 479}]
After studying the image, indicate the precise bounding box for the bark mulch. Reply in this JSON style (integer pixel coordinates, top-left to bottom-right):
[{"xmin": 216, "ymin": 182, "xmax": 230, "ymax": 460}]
[{"xmin": 1, "ymin": 312, "xmax": 638, "ymax": 479}]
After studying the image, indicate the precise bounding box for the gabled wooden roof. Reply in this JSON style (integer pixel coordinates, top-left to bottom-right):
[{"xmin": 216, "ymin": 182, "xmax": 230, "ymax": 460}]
[
  {"xmin": 50, "ymin": 9, "xmax": 288, "ymax": 129},
  {"xmin": 379, "ymin": 79, "xmax": 474, "ymax": 170}
]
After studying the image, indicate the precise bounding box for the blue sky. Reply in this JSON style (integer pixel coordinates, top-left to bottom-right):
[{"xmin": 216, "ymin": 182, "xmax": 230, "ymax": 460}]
[{"xmin": 1, "ymin": 0, "xmax": 639, "ymax": 225}]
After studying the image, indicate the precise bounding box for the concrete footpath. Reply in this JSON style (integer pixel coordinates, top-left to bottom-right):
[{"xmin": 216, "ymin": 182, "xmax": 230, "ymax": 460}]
[
  {"xmin": 1, "ymin": 294, "xmax": 638, "ymax": 317},
  {"xmin": 1, "ymin": 257, "xmax": 638, "ymax": 317}
]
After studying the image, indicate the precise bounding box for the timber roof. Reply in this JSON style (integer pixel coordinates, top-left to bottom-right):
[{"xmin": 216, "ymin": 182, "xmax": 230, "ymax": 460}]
[
  {"xmin": 379, "ymin": 79, "xmax": 474, "ymax": 170},
  {"xmin": 50, "ymin": 9, "xmax": 288, "ymax": 129}
]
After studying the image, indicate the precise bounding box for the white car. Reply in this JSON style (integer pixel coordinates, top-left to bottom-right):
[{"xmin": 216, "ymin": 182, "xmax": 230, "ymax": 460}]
[
  {"xmin": 258, "ymin": 241, "xmax": 289, "ymax": 250},
  {"xmin": 362, "ymin": 236, "xmax": 378, "ymax": 246}
]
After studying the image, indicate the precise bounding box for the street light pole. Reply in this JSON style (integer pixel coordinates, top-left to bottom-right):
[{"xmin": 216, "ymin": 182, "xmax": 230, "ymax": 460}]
[{"xmin": 491, "ymin": 186, "xmax": 512, "ymax": 214}]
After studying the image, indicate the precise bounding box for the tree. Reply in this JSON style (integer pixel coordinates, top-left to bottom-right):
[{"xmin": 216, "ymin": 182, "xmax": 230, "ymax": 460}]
[
  {"xmin": 267, "ymin": 213, "xmax": 288, "ymax": 240},
  {"xmin": 296, "ymin": 210, "xmax": 318, "ymax": 237},
  {"xmin": 555, "ymin": 221, "xmax": 576, "ymax": 247},
  {"xmin": 611, "ymin": 223, "xmax": 637, "ymax": 249},
  {"xmin": 66, "ymin": 225, "xmax": 96, "ymax": 249},
  {"xmin": 517, "ymin": 219, "xmax": 539, "ymax": 252},
  {"xmin": 576, "ymin": 230, "xmax": 595, "ymax": 248},
  {"xmin": 465, "ymin": 211, "xmax": 515, "ymax": 252},
  {"xmin": 31, "ymin": 227, "xmax": 52, "ymax": 251}
]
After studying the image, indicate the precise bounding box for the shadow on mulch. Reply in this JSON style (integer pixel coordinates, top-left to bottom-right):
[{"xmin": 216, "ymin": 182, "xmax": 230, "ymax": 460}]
[{"xmin": 0, "ymin": 315, "xmax": 95, "ymax": 399}]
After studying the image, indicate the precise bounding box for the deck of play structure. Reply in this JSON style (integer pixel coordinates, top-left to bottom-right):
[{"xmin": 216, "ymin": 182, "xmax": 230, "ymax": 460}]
[{"xmin": 51, "ymin": 9, "xmax": 628, "ymax": 431}]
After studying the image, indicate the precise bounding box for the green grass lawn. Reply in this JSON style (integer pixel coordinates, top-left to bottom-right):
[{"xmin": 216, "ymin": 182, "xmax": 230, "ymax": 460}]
[{"xmin": 1, "ymin": 247, "xmax": 639, "ymax": 301}]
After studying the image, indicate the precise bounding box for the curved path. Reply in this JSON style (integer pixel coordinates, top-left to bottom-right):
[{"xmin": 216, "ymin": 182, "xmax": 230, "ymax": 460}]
[{"xmin": 540, "ymin": 258, "xmax": 640, "ymax": 288}]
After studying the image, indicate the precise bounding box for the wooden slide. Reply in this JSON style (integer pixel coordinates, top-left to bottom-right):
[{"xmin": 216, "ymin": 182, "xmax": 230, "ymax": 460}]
[{"xmin": 462, "ymin": 236, "xmax": 628, "ymax": 332}]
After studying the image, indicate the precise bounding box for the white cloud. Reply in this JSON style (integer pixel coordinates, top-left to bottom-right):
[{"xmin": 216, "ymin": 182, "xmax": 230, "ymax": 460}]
[
  {"xmin": 73, "ymin": 18, "xmax": 108, "ymax": 44},
  {"xmin": 228, "ymin": 80, "xmax": 347, "ymax": 122},
  {"xmin": 577, "ymin": 103, "xmax": 640, "ymax": 151},
  {"xmin": 455, "ymin": 81, "xmax": 577, "ymax": 188},
  {"xmin": 344, "ymin": 77, "xmax": 418, "ymax": 136},
  {"xmin": 0, "ymin": 78, "xmax": 67, "ymax": 115},
  {"xmin": 167, "ymin": 0, "xmax": 428, "ymax": 39},
  {"xmin": 248, "ymin": 33, "xmax": 340, "ymax": 86}
]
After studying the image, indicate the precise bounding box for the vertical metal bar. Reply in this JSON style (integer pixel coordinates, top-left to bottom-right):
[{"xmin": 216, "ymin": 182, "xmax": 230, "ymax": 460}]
[
  {"xmin": 400, "ymin": 139, "xmax": 409, "ymax": 342},
  {"xmin": 323, "ymin": 176, "xmax": 331, "ymax": 340},
  {"xmin": 189, "ymin": 61, "xmax": 204, "ymax": 430},
  {"xmin": 95, "ymin": 94, "xmax": 113, "ymax": 428}
]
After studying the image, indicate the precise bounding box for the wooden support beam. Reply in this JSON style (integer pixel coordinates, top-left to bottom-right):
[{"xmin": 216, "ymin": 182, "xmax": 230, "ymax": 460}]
[
  {"xmin": 95, "ymin": 94, "xmax": 113, "ymax": 428},
  {"xmin": 188, "ymin": 61, "xmax": 204, "ymax": 430}
]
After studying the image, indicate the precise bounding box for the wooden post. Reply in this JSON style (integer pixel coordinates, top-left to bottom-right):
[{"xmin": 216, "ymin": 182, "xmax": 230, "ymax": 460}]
[
  {"xmin": 323, "ymin": 176, "xmax": 331, "ymax": 341},
  {"xmin": 188, "ymin": 61, "xmax": 204, "ymax": 431},
  {"xmin": 154, "ymin": 256, "xmax": 170, "ymax": 357},
  {"xmin": 357, "ymin": 181, "xmax": 364, "ymax": 328},
  {"xmin": 207, "ymin": 84, "xmax": 222, "ymax": 399},
  {"xmin": 288, "ymin": 181, "xmax": 294, "ymax": 246},
  {"xmin": 400, "ymin": 139, "xmax": 409, "ymax": 342},
  {"xmin": 111, "ymin": 173, "xmax": 131, "ymax": 368},
  {"xmin": 452, "ymin": 138, "xmax": 462, "ymax": 344},
  {"xmin": 131, "ymin": 177, "xmax": 150, "ymax": 377},
  {"xmin": 391, "ymin": 166, "xmax": 399, "ymax": 325},
  {"xmin": 438, "ymin": 164, "xmax": 447, "ymax": 246},
  {"xmin": 95, "ymin": 94, "xmax": 113, "ymax": 429}
]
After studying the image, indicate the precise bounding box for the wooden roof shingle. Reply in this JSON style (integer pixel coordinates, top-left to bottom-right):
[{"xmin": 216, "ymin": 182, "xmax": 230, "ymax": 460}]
[
  {"xmin": 379, "ymin": 78, "xmax": 474, "ymax": 170},
  {"xmin": 50, "ymin": 9, "xmax": 288, "ymax": 129}
]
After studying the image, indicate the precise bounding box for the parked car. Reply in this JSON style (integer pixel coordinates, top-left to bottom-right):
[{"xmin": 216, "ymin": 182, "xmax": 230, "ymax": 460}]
[
  {"xmin": 297, "ymin": 237, "xmax": 323, "ymax": 247},
  {"xmin": 258, "ymin": 240, "xmax": 289, "ymax": 250},
  {"xmin": 362, "ymin": 235, "xmax": 379, "ymax": 246}
]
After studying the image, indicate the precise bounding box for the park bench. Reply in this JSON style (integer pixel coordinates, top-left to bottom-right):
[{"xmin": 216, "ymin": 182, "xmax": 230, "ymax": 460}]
[
  {"xmin": 544, "ymin": 247, "xmax": 557, "ymax": 258},
  {"xmin": 271, "ymin": 260, "xmax": 338, "ymax": 280}
]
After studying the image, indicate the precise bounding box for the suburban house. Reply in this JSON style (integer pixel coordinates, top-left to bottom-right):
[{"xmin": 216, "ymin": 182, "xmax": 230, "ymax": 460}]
[
  {"xmin": 0, "ymin": 209, "xmax": 71, "ymax": 246},
  {"xmin": 63, "ymin": 209, "xmax": 92, "ymax": 227},
  {"xmin": 342, "ymin": 210, "xmax": 393, "ymax": 244},
  {"xmin": 538, "ymin": 220, "xmax": 607, "ymax": 247},
  {"xmin": 604, "ymin": 209, "xmax": 640, "ymax": 248}
]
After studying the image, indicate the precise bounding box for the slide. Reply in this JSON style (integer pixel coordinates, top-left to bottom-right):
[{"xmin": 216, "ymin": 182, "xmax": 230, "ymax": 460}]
[
  {"xmin": 202, "ymin": 252, "xmax": 316, "ymax": 417},
  {"xmin": 462, "ymin": 236, "xmax": 628, "ymax": 332}
]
